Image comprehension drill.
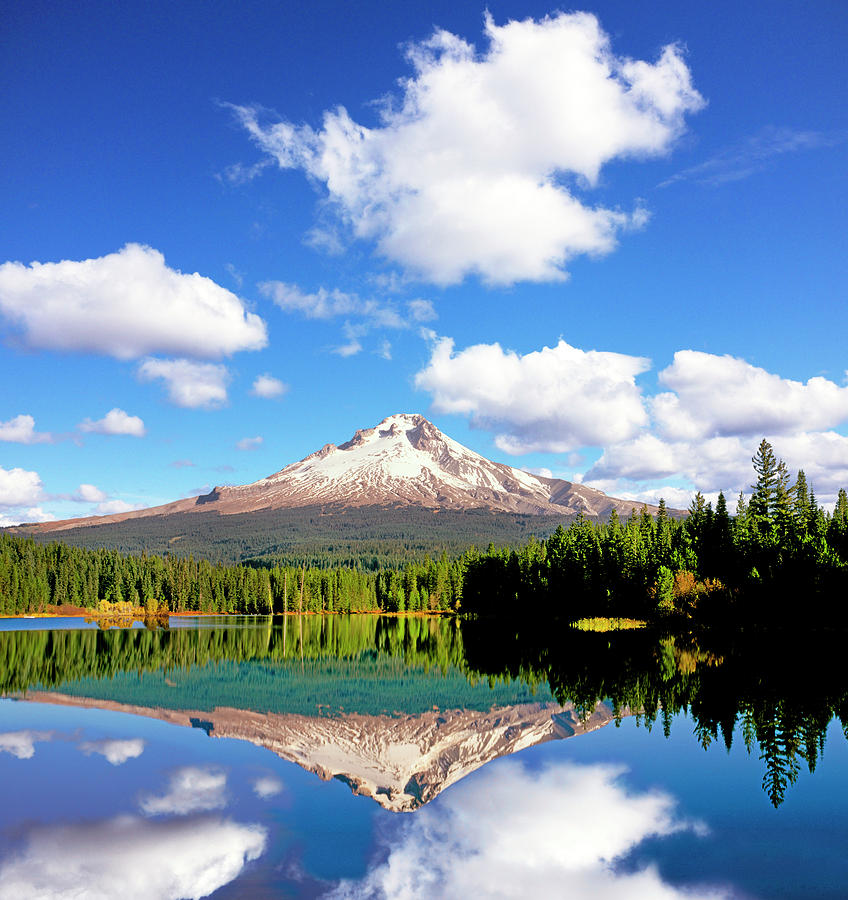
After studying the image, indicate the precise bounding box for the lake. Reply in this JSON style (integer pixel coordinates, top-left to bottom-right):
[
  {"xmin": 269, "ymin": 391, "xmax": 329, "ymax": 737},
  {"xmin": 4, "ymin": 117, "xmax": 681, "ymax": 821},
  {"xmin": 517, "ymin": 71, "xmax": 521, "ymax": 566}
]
[{"xmin": 0, "ymin": 614, "xmax": 846, "ymax": 898}]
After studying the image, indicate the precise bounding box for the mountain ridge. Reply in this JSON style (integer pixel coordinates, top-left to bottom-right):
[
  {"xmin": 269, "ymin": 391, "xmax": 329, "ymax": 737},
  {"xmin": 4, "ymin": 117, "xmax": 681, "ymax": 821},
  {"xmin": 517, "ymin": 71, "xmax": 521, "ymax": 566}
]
[{"xmin": 12, "ymin": 413, "xmax": 669, "ymax": 535}]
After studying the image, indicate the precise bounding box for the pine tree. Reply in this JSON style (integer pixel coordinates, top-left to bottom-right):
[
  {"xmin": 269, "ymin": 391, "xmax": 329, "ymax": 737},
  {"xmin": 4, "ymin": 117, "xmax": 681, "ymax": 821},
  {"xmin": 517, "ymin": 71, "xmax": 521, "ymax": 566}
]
[
  {"xmin": 773, "ymin": 460, "xmax": 796, "ymax": 540},
  {"xmin": 794, "ymin": 470, "xmax": 811, "ymax": 528},
  {"xmin": 835, "ymin": 488, "xmax": 848, "ymax": 526},
  {"xmin": 714, "ymin": 491, "xmax": 732, "ymax": 556},
  {"xmin": 654, "ymin": 498, "xmax": 671, "ymax": 569},
  {"xmin": 750, "ymin": 439, "xmax": 780, "ymax": 528}
]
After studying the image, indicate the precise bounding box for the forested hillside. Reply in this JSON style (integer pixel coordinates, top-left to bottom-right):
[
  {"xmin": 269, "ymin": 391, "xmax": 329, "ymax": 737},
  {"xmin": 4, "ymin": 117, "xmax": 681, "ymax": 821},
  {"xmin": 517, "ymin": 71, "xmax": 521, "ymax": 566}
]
[{"xmin": 14, "ymin": 505, "xmax": 568, "ymax": 569}]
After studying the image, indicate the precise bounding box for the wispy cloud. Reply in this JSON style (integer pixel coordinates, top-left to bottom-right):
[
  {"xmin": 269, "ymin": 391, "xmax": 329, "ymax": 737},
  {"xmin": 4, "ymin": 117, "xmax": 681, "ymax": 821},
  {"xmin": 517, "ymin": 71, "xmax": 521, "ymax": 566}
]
[
  {"xmin": 660, "ymin": 126, "xmax": 846, "ymax": 188},
  {"xmin": 259, "ymin": 282, "xmax": 407, "ymax": 329},
  {"xmin": 332, "ymin": 322, "xmax": 366, "ymax": 358},
  {"xmin": 94, "ymin": 499, "xmax": 145, "ymax": 515},
  {"xmin": 260, "ymin": 281, "xmax": 437, "ymax": 358}
]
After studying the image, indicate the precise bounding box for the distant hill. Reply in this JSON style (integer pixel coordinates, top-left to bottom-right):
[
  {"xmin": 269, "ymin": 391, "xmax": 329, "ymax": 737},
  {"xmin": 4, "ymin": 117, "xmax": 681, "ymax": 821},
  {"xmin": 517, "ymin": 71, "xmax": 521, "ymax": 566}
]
[{"xmin": 12, "ymin": 504, "xmax": 574, "ymax": 567}]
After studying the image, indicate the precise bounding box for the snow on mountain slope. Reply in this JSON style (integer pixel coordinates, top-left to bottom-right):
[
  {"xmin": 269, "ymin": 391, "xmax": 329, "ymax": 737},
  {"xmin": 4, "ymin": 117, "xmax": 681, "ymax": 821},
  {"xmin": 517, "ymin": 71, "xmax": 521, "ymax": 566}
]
[
  {"xmin": 234, "ymin": 412, "xmax": 570, "ymax": 512},
  {"xmin": 28, "ymin": 692, "xmax": 618, "ymax": 812},
  {"xmin": 13, "ymin": 413, "xmax": 665, "ymax": 533},
  {"xmin": 213, "ymin": 413, "xmax": 649, "ymax": 517}
]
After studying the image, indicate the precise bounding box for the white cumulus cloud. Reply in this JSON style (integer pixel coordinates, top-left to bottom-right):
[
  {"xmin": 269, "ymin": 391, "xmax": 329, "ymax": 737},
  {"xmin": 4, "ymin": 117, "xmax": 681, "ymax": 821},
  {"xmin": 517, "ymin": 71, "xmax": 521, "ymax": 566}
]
[
  {"xmin": 79, "ymin": 407, "xmax": 146, "ymax": 437},
  {"xmin": 0, "ymin": 815, "xmax": 266, "ymax": 900},
  {"xmin": 138, "ymin": 358, "xmax": 230, "ymax": 409},
  {"xmin": 0, "ymin": 414, "xmax": 52, "ymax": 444},
  {"xmin": 0, "ymin": 466, "xmax": 43, "ymax": 509},
  {"xmin": 236, "ymin": 436, "xmax": 263, "ymax": 451},
  {"xmin": 747, "ymin": 431, "xmax": 848, "ymax": 502},
  {"xmin": 580, "ymin": 351, "xmax": 848, "ymax": 503},
  {"xmin": 586, "ymin": 431, "xmax": 848, "ymax": 505},
  {"xmin": 6, "ymin": 507, "xmax": 53, "ymax": 525},
  {"xmin": 329, "ymin": 759, "xmax": 722, "ymax": 900},
  {"xmin": 79, "ymin": 738, "xmax": 145, "ymax": 766},
  {"xmin": 653, "ymin": 350, "xmax": 848, "ymax": 440},
  {"xmin": 140, "ymin": 767, "xmax": 228, "ymax": 817},
  {"xmin": 231, "ymin": 12, "xmax": 702, "ymax": 285},
  {"xmin": 0, "ymin": 243, "xmax": 267, "ymax": 360},
  {"xmin": 415, "ymin": 335, "xmax": 650, "ymax": 453},
  {"xmin": 413, "ymin": 336, "xmax": 848, "ymax": 504},
  {"xmin": 250, "ymin": 373, "xmax": 288, "ymax": 399},
  {"xmin": 73, "ymin": 483, "xmax": 108, "ymax": 503}
]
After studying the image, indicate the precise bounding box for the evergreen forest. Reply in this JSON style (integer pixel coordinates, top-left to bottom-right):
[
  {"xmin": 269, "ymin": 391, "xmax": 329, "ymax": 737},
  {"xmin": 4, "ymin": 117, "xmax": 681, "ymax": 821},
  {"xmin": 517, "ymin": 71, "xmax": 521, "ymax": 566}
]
[
  {"xmin": 0, "ymin": 532, "xmax": 464, "ymax": 617},
  {"xmin": 462, "ymin": 440, "xmax": 848, "ymax": 625}
]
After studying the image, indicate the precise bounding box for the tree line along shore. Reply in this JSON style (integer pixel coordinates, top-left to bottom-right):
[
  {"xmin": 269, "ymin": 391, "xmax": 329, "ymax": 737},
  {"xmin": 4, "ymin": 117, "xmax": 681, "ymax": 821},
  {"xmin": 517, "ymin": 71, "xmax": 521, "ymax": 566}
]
[
  {"xmin": 2, "ymin": 440, "xmax": 847, "ymax": 626},
  {"xmin": 0, "ymin": 534, "xmax": 464, "ymax": 618}
]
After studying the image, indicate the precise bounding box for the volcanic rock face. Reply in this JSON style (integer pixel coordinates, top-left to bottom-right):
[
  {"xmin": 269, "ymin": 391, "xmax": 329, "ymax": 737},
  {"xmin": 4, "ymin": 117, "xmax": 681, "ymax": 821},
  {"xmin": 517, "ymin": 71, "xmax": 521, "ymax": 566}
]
[
  {"xmin": 18, "ymin": 413, "xmax": 665, "ymax": 533},
  {"xmin": 26, "ymin": 692, "xmax": 617, "ymax": 812}
]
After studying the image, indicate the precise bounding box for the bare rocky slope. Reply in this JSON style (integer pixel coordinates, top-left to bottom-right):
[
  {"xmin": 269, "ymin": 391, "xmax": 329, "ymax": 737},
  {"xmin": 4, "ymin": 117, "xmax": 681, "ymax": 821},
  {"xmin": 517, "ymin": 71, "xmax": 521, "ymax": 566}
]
[
  {"xmin": 25, "ymin": 692, "xmax": 617, "ymax": 811},
  {"xmin": 16, "ymin": 413, "xmax": 666, "ymax": 535}
]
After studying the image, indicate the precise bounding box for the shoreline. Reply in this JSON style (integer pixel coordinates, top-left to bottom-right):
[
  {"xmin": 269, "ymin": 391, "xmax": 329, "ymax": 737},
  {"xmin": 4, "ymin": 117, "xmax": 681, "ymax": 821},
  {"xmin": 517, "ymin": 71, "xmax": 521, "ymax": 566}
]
[{"xmin": 0, "ymin": 607, "xmax": 450, "ymax": 621}]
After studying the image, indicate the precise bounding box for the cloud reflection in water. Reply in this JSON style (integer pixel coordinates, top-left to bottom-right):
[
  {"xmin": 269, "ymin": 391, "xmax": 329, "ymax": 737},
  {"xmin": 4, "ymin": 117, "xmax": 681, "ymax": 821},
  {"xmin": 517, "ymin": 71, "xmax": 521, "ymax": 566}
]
[
  {"xmin": 329, "ymin": 759, "xmax": 726, "ymax": 899},
  {"xmin": 253, "ymin": 774, "xmax": 284, "ymax": 799},
  {"xmin": 140, "ymin": 766, "xmax": 229, "ymax": 816},
  {"xmin": 0, "ymin": 729, "xmax": 53, "ymax": 759},
  {"xmin": 79, "ymin": 737, "xmax": 146, "ymax": 765},
  {"xmin": 0, "ymin": 814, "xmax": 267, "ymax": 900}
]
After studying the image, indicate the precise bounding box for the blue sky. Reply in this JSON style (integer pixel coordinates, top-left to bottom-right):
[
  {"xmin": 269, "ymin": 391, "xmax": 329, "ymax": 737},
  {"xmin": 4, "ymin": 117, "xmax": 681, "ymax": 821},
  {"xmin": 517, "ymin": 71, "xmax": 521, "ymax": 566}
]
[{"xmin": 1, "ymin": 0, "xmax": 847, "ymax": 523}]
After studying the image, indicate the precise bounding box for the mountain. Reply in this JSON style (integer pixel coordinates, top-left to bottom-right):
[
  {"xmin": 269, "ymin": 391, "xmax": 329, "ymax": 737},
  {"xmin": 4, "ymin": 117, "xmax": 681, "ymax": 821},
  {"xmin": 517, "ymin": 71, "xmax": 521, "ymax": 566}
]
[
  {"xmin": 16, "ymin": 413, "xmax": 665, "ymax": 536},
  {"xmin": 27, "ymin": 691, "xmax": 617, "ymax": 812}
]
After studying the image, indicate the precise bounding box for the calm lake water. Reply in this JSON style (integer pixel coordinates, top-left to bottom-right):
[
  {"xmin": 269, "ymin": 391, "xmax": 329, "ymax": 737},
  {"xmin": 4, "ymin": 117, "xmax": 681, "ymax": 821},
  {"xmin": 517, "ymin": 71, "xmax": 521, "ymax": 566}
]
[{"xmin": 0, "ymin": 614, "xmax": 846, "ymax": 898}]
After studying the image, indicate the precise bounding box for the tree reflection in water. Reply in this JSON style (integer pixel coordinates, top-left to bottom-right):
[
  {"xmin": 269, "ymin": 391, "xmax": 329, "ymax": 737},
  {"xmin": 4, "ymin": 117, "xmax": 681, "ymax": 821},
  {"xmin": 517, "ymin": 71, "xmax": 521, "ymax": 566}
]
[
  {"xmin": 462, "ymin": 618, "xmax": 848, "ymax": 807},
  {"xmin": 2, "ymin": 614, "xmax": 846, "ymax": 806}
]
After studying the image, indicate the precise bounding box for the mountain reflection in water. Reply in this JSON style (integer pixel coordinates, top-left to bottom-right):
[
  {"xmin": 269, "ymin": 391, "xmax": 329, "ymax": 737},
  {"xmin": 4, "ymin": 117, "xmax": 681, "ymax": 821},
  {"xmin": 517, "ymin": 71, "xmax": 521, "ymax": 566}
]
[{"xmin": 2, "ymin": 614, "xmax": 847, "ymax": 808}]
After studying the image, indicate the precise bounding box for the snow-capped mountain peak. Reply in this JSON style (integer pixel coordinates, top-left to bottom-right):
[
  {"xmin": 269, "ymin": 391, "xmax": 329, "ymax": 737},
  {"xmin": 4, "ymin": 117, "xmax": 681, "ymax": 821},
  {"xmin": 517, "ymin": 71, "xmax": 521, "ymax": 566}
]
[
  {"xmin": 241, "ymin": 413, "xmax": 563, "ymax": 512},
  {"xmin": 17, "ymin": 413, "xmax": 666, "ymax": 533}
]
